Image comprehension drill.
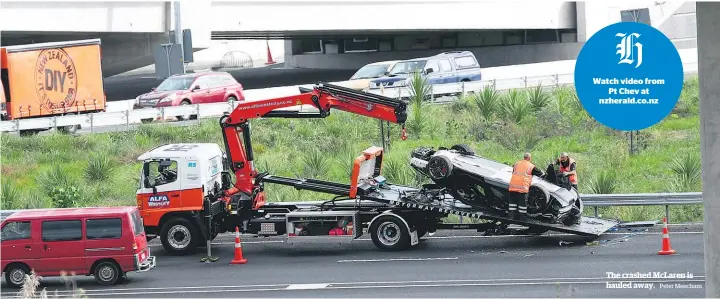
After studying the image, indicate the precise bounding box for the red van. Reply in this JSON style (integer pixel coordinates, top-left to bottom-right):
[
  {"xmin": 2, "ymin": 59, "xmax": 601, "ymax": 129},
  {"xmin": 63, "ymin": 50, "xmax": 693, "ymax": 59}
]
[{"xmin": 0, "ymin": 206, "xmax": 156, "ymax": 288}]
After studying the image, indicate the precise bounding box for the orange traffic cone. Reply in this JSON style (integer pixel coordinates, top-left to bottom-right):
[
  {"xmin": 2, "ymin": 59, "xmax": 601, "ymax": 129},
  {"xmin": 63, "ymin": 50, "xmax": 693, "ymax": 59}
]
[
  {"xmin": 265, "ymin": 40, "xmax": 275, "ymax": 65},
  {"xmin": 230, "ymin": 227, "xmax": 248, "ymax": 264},
  {"xmin": 658, "ymin": 217, "xmax": 676, "ymax": 255}
]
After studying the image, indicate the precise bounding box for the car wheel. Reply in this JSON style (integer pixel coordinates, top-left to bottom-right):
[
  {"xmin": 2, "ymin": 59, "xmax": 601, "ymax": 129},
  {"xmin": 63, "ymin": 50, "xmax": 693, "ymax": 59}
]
[
  {"xmin": 370, "ymin": 215, "xmax": 411, "ymax": 251},
  {"xmin": 160, "ymin": 217, "xmax": 200, "ymax": 255},
  {"xmin": 94, "ymin": 261, "xmax": 121, "ymax": 286},
  {"xmin": 58, "ymin": 124, "xmax": 80, "ymax": 134},
  {"xmin": 176, "ymin": 100, "xmax": 197, "ymax": 121},
  {"xmin": 4, "ymin": 263, "xmax": 30, "ymax": 288},
  {"xmin": 450, "ymin": 144, "xmax": 475, "ymax": 155},
  {"xmin": 227, "ymin": 96, "xmax": 237, "ymax": 102},
  {"xmin": 427, "ymin": 155, "xmax": 453, "ymax": 181}
]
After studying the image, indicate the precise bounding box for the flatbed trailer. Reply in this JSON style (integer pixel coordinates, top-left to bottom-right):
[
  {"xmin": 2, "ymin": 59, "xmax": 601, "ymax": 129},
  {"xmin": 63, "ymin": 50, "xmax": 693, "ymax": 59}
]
[{"xmin": 217, "ymin": 174, "xmax": 618, "ymax": 251}]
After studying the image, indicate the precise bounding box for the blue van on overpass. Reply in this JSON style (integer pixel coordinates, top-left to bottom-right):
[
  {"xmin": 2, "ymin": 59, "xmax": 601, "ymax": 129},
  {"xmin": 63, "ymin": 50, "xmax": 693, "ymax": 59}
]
[{"xmin": 368, "ymin": 51, "xmax": 482, "ymax": 90}]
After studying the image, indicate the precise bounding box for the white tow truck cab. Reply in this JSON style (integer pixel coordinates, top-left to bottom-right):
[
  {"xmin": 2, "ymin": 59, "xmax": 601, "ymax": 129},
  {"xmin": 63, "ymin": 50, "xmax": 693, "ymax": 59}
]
[{"xmin": 135, "ymin": 143, "xmax": 228, "ymax": 239}]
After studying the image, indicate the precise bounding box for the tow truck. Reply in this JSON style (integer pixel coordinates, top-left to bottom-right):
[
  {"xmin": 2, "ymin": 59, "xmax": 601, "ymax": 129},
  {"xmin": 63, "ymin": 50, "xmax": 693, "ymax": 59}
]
[{"xmin": 136, "ymin": 82, "xmax": 619, "ymax": 255}]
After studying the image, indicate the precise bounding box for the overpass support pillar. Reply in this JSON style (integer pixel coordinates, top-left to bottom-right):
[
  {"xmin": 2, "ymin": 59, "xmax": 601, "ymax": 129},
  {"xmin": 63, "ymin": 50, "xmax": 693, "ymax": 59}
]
[{"xmin": 697, "ymin": 2, "xmax": 720, "ymax": 297}]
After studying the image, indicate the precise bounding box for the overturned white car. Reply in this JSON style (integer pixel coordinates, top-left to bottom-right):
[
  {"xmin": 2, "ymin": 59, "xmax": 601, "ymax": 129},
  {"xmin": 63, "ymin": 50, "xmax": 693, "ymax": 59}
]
[{"xmin": 409, "ymin": 144, "xmax": 583, "ymax": 226}]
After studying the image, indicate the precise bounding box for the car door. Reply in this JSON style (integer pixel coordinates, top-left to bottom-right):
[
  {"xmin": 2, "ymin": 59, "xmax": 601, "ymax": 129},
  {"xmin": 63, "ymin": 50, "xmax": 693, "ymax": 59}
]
[
  {"xmin": 437, "ymin": 59, "xmax": 456, "ymax": 83},
  {"xmin": 206, "ymin": 75, "xmax": 230, "ymax": 103},
  {"xmin": 84, "ymin": 217, "xmax": 129, "ymax": 272},
  {"xmin": 189, "ymin": 76, "xmax": 212, "ymax": 104},
  {"xmin": 38, "ymin": 219, "xmax": 86, "ymax": 275},
  {"xmin": 1, "ymin": 220, "xmax": 40, "ymax": 272},
  {"xmin": 423, "ymin": 60, "xmax": 443, "ymax": 85}
]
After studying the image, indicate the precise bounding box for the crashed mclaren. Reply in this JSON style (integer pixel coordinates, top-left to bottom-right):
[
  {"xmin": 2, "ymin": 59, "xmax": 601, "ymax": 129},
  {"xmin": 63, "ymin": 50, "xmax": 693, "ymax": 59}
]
[{"xmin": 408, "ymin": 144, "xmax": 583, "ymax": 226}]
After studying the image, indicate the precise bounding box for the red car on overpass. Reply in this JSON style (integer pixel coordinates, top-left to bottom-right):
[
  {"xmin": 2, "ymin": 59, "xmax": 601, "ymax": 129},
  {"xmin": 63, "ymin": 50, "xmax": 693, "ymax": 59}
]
[{"xmin": 134, "ymin": 71, "xmax": 245, "ymax": 121}]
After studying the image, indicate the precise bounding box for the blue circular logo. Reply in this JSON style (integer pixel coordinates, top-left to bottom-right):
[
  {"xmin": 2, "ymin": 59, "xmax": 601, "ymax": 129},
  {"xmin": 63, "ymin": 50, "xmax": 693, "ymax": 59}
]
[{"xmin": 574, "ymin": 21, "xmax": 684, "ymax": 131}]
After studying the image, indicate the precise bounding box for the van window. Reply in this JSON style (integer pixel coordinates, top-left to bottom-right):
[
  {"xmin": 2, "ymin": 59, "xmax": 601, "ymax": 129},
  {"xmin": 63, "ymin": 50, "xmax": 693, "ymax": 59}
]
[
  {"xmin": 1, "ymin": 221, "xmax": 31, "ymax": 241},
  {"xmin": 454, "ymin": 56, "xmax": 479, "ymax": 68},
  {"xmin": 42, "ymin": 220, "xmax": 82, "ymax": 241},
  {"xmin": 86, "ymin": 218, "xmax": 122, "ymax": 239},
  {"xmin": 130, "ymin": 211, "xmax": 144, "ymax": 236}
]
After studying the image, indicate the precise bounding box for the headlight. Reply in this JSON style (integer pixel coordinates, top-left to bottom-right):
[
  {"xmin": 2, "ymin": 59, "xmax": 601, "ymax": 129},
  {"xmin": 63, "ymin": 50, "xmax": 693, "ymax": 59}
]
[{"xmin": 158, "ymin": 97, "xmax": 172, "ymax": 103}]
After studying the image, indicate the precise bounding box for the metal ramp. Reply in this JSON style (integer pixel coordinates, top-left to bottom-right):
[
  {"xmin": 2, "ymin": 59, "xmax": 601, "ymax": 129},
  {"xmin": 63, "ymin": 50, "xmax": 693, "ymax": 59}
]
[{"xmin": 365, "ymin": 185, "xmax": 620, "ymax": 237}]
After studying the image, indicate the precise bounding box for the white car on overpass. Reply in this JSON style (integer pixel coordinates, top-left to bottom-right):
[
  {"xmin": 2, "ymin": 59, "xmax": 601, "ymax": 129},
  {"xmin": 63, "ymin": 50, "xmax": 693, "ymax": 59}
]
[{"xmin": 334, "ymin": 60, "xmax": 399, "ymax": 91}]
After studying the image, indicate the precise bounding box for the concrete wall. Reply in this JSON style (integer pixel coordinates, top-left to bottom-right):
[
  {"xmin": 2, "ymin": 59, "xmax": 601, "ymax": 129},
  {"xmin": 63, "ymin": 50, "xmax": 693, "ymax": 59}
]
[
  {"xmin": 0, "ymin": 1, "xmax": 170, "ymax": 33},
  {"xmin": 658, "ymin": 2, "xmax": 697, "ymax": 49},
  {"xmin": 211, "ymin": 1, "xmax": 577, "ymax": 33},
  {"xmin": 576, "ymin": 1, "xmax": 692, "ymax": 43},
  {"xmin": 117, "ymin": 39, "xmax": 286, "ymax": 76},
  {"xmin": 284, "ymin": 42, "xmax": 584, "ymax": 70}
]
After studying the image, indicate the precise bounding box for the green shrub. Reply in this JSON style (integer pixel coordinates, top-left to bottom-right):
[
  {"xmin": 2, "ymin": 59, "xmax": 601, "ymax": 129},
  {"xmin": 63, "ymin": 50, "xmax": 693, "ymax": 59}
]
[
  {"xmin": 407, "ymin": 72, "xmax": 431, "ymax": 136},
  {"xmin": 1, "ymin": 180, "xmax": 20, "ymax": 209},
  {"xmin": 526, "ymin": 84, "xmax": 551, "ymax": 112},
  {"xmin": 49, "ymin": 185, "xmax": 82, "ymax": 208},
  {"xmin": 586, "ymin": 170, "xmax": 618, "ymax": 194},
  {"xmin": 473, "ymin": 85, "xmax": 501, "ymax": 120},
  {"xmin": 501, "ymin": 89, "xmax": 533, "ymax": 124},
  {"xmin": 84, "ymin": 154, "xmax": 116, "ymax": 183},
  {"xmin": 670, "ymin": 151, "xmax": 701, "ymax": 192}
]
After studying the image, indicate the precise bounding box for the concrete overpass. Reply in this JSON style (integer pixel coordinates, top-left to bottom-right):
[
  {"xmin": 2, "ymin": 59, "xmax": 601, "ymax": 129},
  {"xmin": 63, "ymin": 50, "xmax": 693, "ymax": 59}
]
[{"xmin": 0, "ymin": 1, "xmax": 698, "ymax": 76}]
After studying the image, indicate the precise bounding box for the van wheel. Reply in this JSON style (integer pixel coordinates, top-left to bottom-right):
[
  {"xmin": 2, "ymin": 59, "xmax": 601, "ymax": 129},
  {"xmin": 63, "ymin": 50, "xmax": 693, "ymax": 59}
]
[
  {"xmin": 370, "ymin": 215, "xmax": 411, "ymax": 251},
  {"xmin": 94, "ymin": 261, "xmax": 121, "ymax": 286},
  {"xmin": 5, "ymin": 263, "xmax": 30, "ymax": 288},
  {"xmin": 160, "ymin": 217, "xmax": 200, "ymax": 255}
]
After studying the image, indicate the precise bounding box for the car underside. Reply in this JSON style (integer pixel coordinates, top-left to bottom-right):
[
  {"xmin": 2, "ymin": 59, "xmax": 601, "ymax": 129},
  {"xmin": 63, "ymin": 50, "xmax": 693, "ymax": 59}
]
[{"xmin": 409, "ymin": 144, "xmax": 583, "ymax": 226}]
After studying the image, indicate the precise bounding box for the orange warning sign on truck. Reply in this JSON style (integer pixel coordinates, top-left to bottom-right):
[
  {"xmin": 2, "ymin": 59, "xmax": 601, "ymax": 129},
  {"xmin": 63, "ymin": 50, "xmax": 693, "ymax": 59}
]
[{"xmin": 1, "ymin": 39, "xmax": 106, "ymax": 121}]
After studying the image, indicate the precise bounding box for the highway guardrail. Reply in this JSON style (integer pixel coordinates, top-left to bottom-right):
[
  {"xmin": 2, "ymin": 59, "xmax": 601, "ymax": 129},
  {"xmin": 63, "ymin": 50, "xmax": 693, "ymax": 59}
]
[
  {"xmin": 1, "ymin": 61, "xmax": 698, "ymax": 134},
  {"xmin": 581, "ymin": 192, "xmax": 703, "ymax": 223}
]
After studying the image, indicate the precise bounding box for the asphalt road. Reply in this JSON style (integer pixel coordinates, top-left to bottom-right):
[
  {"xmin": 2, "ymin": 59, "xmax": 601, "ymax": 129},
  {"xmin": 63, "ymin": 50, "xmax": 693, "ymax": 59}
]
[
  {"xmin": 104, "ymin": 64, "xmax": 355, "ymax": 102},
  {"xmin": 1, "ymin": 224, "xmax": 706, "ymax": 298}
]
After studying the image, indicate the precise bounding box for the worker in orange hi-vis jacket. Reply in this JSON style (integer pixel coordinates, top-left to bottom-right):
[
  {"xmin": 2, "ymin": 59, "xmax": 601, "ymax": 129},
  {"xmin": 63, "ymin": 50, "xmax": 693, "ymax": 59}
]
[
  {"xmin": 554, "ymin": 152, "xmax": 578, "ymax": 192},
  {"xmin": 508, "ymin": 152, "xmax": 544, "ymax": 219}
]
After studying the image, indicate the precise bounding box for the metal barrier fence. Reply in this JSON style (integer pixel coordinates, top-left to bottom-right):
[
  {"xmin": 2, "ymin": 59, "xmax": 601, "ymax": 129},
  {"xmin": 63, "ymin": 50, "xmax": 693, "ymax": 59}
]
[
  {"xmin": 581, "ymin": 192, "xmax": 702, "ymax": 223},
  {"xmin": 0, "ymin": 61, "xmax": 698, "ymax": 134}
]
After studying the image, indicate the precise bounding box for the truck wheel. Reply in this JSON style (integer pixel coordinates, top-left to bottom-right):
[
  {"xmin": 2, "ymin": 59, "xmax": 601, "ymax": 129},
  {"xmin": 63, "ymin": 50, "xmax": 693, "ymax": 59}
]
[
  {"xmin": 94, "ymin": 261, "xmax": 121, "ymax": 286},
  {"xmin": 160, "ymin": 217, "xmax": 200, "ymax": 255},
  {"xmin": 4, "ymin": 263, "xmax": 30, "ymax": 288},
  {"xmin": 370, "ymin": 215, "xmax": 411, "ymax": 251}
]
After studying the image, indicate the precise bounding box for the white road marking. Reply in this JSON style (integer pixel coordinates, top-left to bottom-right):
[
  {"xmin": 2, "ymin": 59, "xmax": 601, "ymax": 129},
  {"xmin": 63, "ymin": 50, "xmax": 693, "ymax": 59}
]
[
  {"xmin": 9, "ymin": 276, "xmax": 704, "ymax": 297},
  {"xmin": 337, "ymin": 257, "xmax": 459, "ymax": 263},
  {"xmin": 285, "ymin": 283, "xmax": 329, "ymax": 290}
]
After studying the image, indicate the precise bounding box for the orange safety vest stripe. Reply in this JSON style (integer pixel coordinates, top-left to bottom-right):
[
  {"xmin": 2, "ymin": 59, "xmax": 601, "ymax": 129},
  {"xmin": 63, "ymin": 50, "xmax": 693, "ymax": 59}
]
[
  {"xmin": 559, "ymin": 158, "xmax": 578, "ymax": 184},
  {"xmin": 509, "ymin": 160, "xmax": 534, "ymax": 193}
]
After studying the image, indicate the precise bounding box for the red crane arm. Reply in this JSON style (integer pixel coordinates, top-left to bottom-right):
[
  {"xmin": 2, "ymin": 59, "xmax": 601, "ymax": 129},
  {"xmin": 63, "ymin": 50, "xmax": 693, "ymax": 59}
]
[{"xmin": 219, "ymin": 82, "xmax": 408, "ymax": 209}]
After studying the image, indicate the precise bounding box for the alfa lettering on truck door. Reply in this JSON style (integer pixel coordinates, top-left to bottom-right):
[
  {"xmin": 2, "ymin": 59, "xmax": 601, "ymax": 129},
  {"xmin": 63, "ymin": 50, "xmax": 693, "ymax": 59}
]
[
  {"xmin": 148, "ymin": 195, "xmax": 170, "ymax": 208},
  {"xmin": 35, "ymin": 48, "xmax": 77, "ymax": 113}
]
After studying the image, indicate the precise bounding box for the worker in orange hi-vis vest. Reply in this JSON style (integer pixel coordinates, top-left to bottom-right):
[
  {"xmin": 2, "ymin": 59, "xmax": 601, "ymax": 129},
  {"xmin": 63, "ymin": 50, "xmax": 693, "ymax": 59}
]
[
  {"xmin": 508, "ymin": 152, "xmax": 544, "ymax": 219},
  {"xmin": 554, "ymin": 152, "xmax": 578, "ymax": 191}
]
